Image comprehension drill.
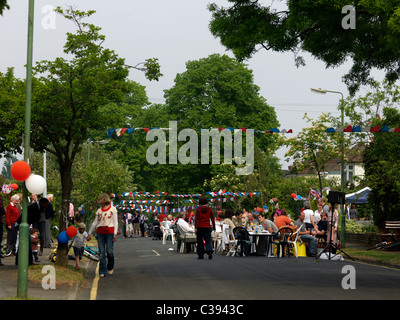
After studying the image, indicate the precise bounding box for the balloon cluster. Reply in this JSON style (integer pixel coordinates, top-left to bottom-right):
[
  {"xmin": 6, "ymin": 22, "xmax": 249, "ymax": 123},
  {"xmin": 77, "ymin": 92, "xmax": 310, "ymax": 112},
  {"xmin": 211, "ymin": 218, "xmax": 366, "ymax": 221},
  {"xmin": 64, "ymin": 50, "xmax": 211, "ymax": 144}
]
[
  {"xmin": 57, "ymin": 226, "xmax": 78, "ymax": 244},
  {"xmin": 10, "ymin": 161, "xmax": 46, "ymax": 195}
]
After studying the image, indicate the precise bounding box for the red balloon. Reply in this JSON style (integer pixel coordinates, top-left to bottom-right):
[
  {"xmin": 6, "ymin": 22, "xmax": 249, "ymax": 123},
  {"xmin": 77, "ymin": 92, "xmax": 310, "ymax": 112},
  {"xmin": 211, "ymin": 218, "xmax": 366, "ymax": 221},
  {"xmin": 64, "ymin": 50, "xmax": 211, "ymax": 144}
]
[
  {"xmin": 272, "ymin": 197, "xmax": 278, "ymax": 202},
  {"xmin": 291, "ymin": 193, "xmax": 297, "ymax": 198},
  {"xmin": 66, "ymin": 226, "xmax": 78, "ymax": 238},
  {"xmin": 10, "ymin": 161, "xmax": 31, "ymax": 181},
  {"xmin": 11, "ymin": 183, "xmax": 18, "ymax": 190}
]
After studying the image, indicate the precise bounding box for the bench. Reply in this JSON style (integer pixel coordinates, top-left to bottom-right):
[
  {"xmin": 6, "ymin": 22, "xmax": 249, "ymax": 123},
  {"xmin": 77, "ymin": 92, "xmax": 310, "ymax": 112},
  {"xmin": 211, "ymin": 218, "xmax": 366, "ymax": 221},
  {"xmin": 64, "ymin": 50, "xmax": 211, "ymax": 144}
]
[{"xmin": 380, "ymin": 221, "xmax": 400, "ymax": 242}]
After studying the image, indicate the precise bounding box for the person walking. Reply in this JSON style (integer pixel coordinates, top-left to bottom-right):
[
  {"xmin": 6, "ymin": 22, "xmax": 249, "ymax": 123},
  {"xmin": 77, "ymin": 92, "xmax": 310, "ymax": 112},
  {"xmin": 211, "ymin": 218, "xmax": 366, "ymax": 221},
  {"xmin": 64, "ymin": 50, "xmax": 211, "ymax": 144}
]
[
  {"xmin": 195, "ymin": 196, "xmax": 215, "ymax": 260},
  {"xmin": 87, "ymin": 193, "xmax": 118, "ymax": 277},
  {"xmin": 139, "ymin": 211, "xmax": 146, "ymax": 237}
]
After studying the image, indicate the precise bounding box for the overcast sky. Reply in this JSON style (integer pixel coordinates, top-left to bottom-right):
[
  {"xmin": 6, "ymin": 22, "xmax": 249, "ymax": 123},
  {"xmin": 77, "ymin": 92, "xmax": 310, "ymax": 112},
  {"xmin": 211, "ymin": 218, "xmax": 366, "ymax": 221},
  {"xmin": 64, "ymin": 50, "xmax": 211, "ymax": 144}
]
[{"xmin": 0, "ymin": 1, "xmax": 386, "ymax": 169}]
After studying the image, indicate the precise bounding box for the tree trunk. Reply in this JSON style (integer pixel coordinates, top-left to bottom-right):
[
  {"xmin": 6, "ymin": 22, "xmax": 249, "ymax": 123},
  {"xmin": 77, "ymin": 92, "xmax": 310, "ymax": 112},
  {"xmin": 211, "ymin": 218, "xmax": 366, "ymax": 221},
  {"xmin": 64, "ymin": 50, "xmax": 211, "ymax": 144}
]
[
  {"xmin": 311, "ymin": 150, "xmax": 323, "ymax": 195},
  {"xmin": 55, "ymin": 163, "xmax": 74, "ymax": 267}
]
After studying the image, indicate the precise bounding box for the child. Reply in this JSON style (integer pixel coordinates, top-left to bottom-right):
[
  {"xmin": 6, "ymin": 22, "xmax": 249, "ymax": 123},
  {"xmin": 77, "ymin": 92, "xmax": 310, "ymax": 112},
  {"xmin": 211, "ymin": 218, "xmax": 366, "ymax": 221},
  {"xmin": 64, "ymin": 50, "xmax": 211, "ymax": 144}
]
[
  {"xmin": 31, "ymin": 228, "xmax": 40, "ymax": 263},
  {"xmin": 73, "ymin": 223, "xmax": 88, "ymax": 270}
]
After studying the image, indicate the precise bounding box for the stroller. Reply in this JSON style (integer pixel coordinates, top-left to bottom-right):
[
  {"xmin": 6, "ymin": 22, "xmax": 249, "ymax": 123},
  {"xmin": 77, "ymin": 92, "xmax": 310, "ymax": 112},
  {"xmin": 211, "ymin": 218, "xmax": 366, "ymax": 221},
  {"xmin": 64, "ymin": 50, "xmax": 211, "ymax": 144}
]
[{"xmin": 152, "ymin": 220, "xmax": 163, "ymax": 240}]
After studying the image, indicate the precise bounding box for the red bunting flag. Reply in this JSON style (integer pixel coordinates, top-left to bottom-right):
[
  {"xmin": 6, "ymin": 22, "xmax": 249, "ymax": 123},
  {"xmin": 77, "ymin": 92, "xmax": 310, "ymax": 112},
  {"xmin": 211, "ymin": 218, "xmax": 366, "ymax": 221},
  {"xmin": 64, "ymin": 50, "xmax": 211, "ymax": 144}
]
[
  {"xmin": 370, "ymin": 125, "xmax": 380, "ymax": 132},
  {"xmin": 344, "ymin": 125, "xmax": 353, "ymax": 132}
]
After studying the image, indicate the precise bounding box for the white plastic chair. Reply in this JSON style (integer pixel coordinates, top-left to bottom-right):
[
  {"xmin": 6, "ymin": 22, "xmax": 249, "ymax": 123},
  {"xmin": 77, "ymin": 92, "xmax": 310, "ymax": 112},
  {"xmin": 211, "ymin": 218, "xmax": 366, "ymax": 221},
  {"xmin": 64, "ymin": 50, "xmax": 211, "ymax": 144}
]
[
  {"xmin": 162, "ymin": 222, "xmax": 175, "ymax": 245},
  {"xmin": 213, "ymin": 221, "xmax": 223, "ymax": 253},
  {"xmin": 287, "ymin": 224, "xmax": 303, "ymax": 258},
  {"xmin": 222, "ymin": 224, "xmax": 237, "ymax": 256}
]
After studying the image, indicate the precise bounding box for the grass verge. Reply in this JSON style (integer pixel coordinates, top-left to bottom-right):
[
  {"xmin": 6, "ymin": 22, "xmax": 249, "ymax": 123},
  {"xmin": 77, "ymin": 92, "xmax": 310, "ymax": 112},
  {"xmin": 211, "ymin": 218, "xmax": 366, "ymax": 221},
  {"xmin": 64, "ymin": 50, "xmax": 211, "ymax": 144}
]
[
  {"xmin": 28, "ymin": 263, "xmax": 85, "ymax": 286},
  {"xmin": 344, "ymin": 247, "xmax": 400, "ymax": 269}
]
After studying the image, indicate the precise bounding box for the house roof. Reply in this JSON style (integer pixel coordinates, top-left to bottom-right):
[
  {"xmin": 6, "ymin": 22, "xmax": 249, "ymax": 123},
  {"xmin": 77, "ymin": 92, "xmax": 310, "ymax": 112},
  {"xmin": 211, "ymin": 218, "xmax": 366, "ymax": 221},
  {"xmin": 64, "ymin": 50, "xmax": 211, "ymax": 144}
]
[{"xmin": 287, "ymin": 144, "xmax": 365, "ymax": 175}]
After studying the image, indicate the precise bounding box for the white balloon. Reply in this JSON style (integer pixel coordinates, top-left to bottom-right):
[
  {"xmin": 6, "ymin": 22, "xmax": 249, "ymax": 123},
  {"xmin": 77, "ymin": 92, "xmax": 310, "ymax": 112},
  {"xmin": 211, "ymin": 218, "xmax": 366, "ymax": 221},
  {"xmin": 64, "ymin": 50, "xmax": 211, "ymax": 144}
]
[{"xmin": 25, "ymin": 174, "xmax": 47, "ymax": 195}]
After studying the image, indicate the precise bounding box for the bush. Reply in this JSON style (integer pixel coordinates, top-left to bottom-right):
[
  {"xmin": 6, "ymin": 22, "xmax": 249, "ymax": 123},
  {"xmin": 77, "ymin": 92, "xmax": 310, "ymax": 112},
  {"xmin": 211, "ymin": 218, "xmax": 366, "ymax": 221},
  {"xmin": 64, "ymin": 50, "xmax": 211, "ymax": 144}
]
[{"xmin": 345, "ymin": 219, "xmax": 363, "ymax": 233}]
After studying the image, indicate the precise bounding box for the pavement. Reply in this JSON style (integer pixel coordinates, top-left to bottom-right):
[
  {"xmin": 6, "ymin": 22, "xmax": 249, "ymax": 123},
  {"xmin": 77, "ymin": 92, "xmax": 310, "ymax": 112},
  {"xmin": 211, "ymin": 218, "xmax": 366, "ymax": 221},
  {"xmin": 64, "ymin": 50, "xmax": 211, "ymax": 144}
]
[{"xmin": 0, "ymin": 245, "xmax": 93, "ymax": 300}]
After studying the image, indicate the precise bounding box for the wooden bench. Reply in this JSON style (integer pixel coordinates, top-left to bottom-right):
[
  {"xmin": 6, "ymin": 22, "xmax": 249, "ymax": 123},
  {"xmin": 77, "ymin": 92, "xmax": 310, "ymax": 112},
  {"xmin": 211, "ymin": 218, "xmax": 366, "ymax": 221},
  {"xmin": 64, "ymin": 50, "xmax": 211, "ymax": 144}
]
[{"xmin": 380, "ymin": 221, "xmax": 400, "ymax": 242}]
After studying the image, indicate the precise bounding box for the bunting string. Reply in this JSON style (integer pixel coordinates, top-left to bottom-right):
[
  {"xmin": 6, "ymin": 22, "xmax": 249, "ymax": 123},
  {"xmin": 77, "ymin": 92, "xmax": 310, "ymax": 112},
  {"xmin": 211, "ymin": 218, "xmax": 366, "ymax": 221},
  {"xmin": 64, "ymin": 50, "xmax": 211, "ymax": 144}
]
[
  {"xmin": 108, "ymin": 127, "xmax": 293, "ymax": 138},
  {"xmin": 325, "ymin": 125, "xmax": 400, "ymax": 133}
]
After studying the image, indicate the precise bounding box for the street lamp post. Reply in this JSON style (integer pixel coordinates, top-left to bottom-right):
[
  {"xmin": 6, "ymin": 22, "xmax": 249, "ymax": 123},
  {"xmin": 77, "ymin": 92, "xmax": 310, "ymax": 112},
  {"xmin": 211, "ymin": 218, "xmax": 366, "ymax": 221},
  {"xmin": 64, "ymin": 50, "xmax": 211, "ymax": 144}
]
[
  {"xmin": 311, "ymin": 88, "xmax": 347, "ymax": 248},
  {"xmin": 18, "ymin": 0, "xmax": 35, "ymax": 299}
]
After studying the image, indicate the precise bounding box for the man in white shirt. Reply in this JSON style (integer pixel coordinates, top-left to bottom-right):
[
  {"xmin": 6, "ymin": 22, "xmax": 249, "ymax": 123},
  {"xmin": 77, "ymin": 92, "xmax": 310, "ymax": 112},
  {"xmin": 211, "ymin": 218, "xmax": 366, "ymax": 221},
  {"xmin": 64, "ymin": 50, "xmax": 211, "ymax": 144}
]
[
  {"xmin": 176, "ymin": 212, "xmax": 195, "ymax": 253},
  {"xmin": 176, "ymin": 212, "xmax": 194, "ymax": 234}
]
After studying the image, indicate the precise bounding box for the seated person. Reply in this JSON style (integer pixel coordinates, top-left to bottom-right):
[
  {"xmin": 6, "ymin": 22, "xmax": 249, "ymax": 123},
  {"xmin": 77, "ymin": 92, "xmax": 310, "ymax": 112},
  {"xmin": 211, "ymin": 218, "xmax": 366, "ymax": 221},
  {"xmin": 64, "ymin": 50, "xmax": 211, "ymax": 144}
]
[
  {"xmin": 274, "ymin": 209, "xmax": 294, "ymax": 229},
  {"xmin": 222, "ymin": 208, "xmax": 236, "ymax": 229},
  {"xmin": 316, "ymin": 212, "xmax": 328, "ymax": 236},
  {"xmin": 176, "ymin": 212, "xmax": 195, "ymax": 252},
  {"xmin": 294, "ymin": 211, "xmax": 318, "ymax": 257},
  {"xmin": 232, "ymin": 210, "xmax": 243, "ymax": 227},
  {"xmin": 258, "ymin": 214, "xmax": 279, "ymax": 237},
  {"xmin": 315, "ymin": 212, "xmax": 328, "ymax": 246},
  {"xmin": 176, "ymin": 212, "xmax": 195, "ymax": 234}
]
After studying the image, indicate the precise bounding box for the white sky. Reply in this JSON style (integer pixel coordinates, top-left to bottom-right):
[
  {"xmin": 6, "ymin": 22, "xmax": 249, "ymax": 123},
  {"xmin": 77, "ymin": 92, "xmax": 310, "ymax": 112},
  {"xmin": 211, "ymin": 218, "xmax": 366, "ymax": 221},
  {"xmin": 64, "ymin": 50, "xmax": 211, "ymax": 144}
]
[{"xmin": 0, "ymin": 1, "xmax": 386, "ymax": 169}]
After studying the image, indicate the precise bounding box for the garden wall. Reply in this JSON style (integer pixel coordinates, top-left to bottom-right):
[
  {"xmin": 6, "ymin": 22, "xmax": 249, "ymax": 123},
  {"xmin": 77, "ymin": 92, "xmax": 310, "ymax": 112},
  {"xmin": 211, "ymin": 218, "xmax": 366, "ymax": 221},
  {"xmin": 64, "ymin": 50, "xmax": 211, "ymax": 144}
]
[{"xmin": 345, "ymin": 232, "xmax": 380, "ymax": 245}]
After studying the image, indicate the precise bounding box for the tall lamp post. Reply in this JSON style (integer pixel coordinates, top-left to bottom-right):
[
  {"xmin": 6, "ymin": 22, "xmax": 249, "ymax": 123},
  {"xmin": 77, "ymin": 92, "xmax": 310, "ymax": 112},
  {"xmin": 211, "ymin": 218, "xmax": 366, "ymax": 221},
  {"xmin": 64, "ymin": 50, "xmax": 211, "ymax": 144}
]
[
  {"xmin": 311, "ymin": 88, "xmax": 347, "ymax": 248},
  {"xmin": 18, "ymin": 0, "xmax": 35, "ymax": 299}
]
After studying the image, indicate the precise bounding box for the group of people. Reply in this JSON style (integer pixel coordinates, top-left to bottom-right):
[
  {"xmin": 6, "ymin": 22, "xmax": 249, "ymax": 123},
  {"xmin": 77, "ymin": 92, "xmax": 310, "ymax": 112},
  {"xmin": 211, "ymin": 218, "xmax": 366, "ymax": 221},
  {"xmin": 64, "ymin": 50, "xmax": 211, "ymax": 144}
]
[
  {"xmin": 0, "ymin": 192, "xmax": 55, "ymax": 266},
  {"xmin": 121, "ymin": 209, "xmax": 147, "ymax": 238},
  {"xmin": 158, "ymin": 197, "xmax": 339, "ymax": 258}
]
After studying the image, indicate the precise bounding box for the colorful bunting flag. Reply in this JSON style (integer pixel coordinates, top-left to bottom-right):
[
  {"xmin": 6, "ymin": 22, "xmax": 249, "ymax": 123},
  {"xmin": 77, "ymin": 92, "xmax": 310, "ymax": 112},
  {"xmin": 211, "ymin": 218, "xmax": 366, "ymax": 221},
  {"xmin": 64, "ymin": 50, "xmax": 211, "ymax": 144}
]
[
  {"xmin": 107, "ymin": 127, "xmax": 293, "ymax": 137},
  {"xmin": 325, "ymin": 125, "xmax": 400, "ymax": 133}
]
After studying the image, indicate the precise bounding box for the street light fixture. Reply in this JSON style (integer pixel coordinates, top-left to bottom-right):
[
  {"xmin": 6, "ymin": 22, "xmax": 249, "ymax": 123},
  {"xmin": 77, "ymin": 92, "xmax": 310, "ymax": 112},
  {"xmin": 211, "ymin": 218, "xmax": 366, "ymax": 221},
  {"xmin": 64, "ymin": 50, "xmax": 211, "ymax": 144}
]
[{"xmin": 311, "ymin": 87, "xmax": 347, "ymax": 248}]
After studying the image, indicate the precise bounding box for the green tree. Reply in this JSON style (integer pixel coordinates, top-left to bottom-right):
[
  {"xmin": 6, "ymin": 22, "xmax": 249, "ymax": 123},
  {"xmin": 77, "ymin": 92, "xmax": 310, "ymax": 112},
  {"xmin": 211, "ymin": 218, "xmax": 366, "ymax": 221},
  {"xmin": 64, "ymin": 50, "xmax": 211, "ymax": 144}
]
[
  {"xmin": 209, "ymin": 1, "xmax": 400, "ymax": 95},
  {"xmin": 71, "ymin": 144, "xmax": 135, "ymax": 212},
  {"xmin": 1, "ymin": 153, "xmax": 18, "ymax": 180},
  {"xmin": 0, "ymin": 68, "xmax": 25, "ymax": 156},
  {"xmin": 0, "ymin": 0, "xmax": 9, "ymax": 15},
  {"xmin": 165, "ymin": 54, "xmax": 278, "ymax": 141},
  {"xmin": 363, "ymin": 107, "xmax": 400, "ymax": 228},
  {"xmin": 284, "ymin": 113, "xmax": 347, "ymax": 193},
  {"xmin": 342, "ymin": 81, "xmax": 400, "ymax": 228},
  {"xmin": 162, "ymin": 53, "xmax": 279, "ymax": 192},
  {"xmin": 0, "ymin": 7, "xmax": 161, "ymax": 266}
]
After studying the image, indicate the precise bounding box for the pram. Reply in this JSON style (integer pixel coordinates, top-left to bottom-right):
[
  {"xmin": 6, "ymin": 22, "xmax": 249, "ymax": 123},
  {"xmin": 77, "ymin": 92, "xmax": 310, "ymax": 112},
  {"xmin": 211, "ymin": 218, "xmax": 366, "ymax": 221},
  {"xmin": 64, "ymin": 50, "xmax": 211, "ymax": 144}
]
[{"xmin": 152, "ymin": 221, "xmax": 163, "ymax": 240}]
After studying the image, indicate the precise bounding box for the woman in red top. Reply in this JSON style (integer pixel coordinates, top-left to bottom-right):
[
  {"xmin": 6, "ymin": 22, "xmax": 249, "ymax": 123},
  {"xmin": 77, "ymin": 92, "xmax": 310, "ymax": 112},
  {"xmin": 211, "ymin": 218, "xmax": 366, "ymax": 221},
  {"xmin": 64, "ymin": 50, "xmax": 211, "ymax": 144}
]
[
  {"xmin": 195, "ymin": 196, "xmax": 215, "ymax": 260},
  {"xmin": 6, "ymin": 194, "xmax": 20, "ymax": 255},
  {"xmin": 87, "ymin": 193, "xmax": 118, "ymax": 277}
]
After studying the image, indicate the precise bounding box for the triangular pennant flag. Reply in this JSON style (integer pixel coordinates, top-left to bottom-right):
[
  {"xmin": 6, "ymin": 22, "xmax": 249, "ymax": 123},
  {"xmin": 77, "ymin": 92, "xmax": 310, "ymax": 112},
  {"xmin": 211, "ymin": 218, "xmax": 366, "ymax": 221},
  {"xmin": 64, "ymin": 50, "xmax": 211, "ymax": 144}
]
[
  {"xmin": 116, "ymin": 128, "xmax": 128, "ymax": 137},
  {"xmin": 343, "ymin": 125, "xmax": 353, "ymax": 132},
  {"xmin": 325, "ymin": 127, "xmax": 335, "ymax": 133},
  {"xmin": 107, "ymin": 128, "xmax": 116, "ymax": 137},
  {"xmin": 370, "ymin": 125, "xmax": 380, "ymax": 132},
  {"xmin": 380, "ymin": 125, "xmax": 389, "ymax": 132},
  {"xmin": 352, "ymin": 126, "xmax": 361, "ymax": 132}
]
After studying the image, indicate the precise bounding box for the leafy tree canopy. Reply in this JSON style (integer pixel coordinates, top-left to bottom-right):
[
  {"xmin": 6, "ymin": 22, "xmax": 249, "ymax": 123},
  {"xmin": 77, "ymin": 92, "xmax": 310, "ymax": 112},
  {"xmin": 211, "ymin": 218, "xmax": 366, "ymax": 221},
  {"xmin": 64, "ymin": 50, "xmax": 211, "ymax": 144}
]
[
  {"xmin": 209, "ymin": 0, "xmax": 400, "ymax": 95},
  {"xmin": 0, "ymin": 0, "xmax": 9, "ymax": 15}
]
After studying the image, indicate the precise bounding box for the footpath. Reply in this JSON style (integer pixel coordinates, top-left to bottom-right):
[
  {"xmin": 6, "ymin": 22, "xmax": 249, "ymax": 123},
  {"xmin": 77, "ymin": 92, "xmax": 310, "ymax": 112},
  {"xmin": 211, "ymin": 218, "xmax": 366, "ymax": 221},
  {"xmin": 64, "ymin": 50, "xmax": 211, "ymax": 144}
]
[{"xmin": 0, "ymin": 246, "xmax": 92, "ymax": 300}]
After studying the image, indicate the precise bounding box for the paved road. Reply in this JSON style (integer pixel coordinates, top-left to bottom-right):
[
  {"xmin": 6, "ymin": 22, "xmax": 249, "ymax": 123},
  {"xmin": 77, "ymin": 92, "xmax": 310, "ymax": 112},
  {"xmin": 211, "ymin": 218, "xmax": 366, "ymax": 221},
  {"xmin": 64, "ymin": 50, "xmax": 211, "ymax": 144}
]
[{"xmin": 77, "ymin": 235, "xmax": 400, "ymax": 301}]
